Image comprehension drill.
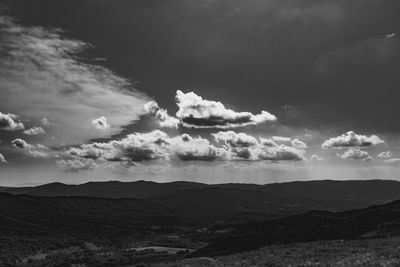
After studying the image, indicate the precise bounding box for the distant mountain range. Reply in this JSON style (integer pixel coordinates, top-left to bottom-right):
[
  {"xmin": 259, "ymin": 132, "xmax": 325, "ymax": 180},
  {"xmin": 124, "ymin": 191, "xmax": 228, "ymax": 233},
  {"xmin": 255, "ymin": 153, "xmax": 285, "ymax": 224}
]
[
  {"xmin": 0, "ymin": 180, "xmax": 206, "ymax": 199},
  {"xmin": 1, "ymin": 179, "xmax": 400, "ymax": 259},
  {"xmin": 1, "ymin": 179, "xmax": 400, "ymax": 203},
  {"xmin": 1, "ymin": 179, "xmax": 400, "ymax": 227}
]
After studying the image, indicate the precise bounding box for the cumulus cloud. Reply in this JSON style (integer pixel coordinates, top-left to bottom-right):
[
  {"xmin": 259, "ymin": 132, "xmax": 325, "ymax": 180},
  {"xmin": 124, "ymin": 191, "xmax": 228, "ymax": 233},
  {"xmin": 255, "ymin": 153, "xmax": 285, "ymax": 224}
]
[
  {"xmin": 91, "ymin": 116, "xmax": 110, "ymax": 130},
  {"xmin": 322, "ymin": 131, "xmax": 384, "ymax": 149},
  {"xmin": 23, "ymin": 126, "xmax": 46, "ymax": 136},
  {"xmin": 0, "ymin": 153, "xmax": 7, "ymax": 163},
  {"xmin": 213, "ymin": 131, "xmax": 258, "ymax": 147},
  {"xmin": 310, "ymin": 155, "xmax": 323, "ymax": 161},
  {"xmin": 291, "ymin": 139, "xmax": 307, "ymax": 149},
  {"xmin": 11, "ymin": 139, "xmax": 33, "ymax": 150},
  {"xmin": 377, "ymin": 151, "xmax": 392, "ymax": 158},
  {"xmin": 175, "ymin": 90, "xmax": 276, "ymax": 128},
  {"xmin": 0, "ymin": 112, "xmax": 24, "ymax": 131},
  {"xmin": 66, "ymin": 130, "xmax": 170, "ymax": 163},
  {"xmin": 213, "ymin": 131, "xmax": 305, "ymax": 161},
  {"xmin": 337, "ymin": 148, "xmax": 372, "ymax": 161},
  {"xmin": 0, "ymin": 13, "xmax": 150, "ymax": 145},
  {"xmin": 171, "ymin": 134, "xmax": 224, "ymax": 161},
  {"xmin": 11, "ymin": 139, "xmax": 49, "ymax": 158},
  {"xmin": 58, "ymin": 130, "xmax": 306, "ymax": 171},
  {"xmin": 144, "ymin": 101, "xmax": 180, "ymax": 128},
  {"xmin": 272, "ymin": 136, "xmax": 291, "ymax": 142}
]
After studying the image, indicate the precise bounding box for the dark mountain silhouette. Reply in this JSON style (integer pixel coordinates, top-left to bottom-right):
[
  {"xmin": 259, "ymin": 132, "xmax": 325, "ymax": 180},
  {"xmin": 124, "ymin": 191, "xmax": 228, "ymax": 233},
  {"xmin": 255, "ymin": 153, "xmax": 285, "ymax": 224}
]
[
  {"xmin": 0, "ymin": 180, "xmax": 206, "ymax": 199},
  {"xmin": 151, "ymin": 186, "xmax": 379, "ymax": 225},
  {"xmin": 2, "ymin": 180, "xmax": 399, "ymax": 205},
  {"xmin": 1, "ymin": 180, "xmax": 400, "ymax": 225},
  {"xmin": 261, "ymin": 179, "xmax": 400, "ymax": 203},
  {"xmin": 195, "ymin": 199, "xmax": 400, "ymax": 256}
]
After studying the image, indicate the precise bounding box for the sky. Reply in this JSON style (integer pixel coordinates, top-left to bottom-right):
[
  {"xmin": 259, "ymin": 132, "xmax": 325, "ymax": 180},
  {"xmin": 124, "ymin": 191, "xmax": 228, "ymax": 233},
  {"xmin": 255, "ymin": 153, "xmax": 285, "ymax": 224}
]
[{"xmin": 1, "ymin": 0, "xmax": 400, "ymax": 186}]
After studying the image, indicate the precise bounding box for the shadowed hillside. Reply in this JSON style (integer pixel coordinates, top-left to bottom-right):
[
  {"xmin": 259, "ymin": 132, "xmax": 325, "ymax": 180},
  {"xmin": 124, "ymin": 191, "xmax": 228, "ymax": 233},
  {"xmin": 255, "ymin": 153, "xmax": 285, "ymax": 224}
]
[{"xmin": 195, "ymin": 199, "xmax": 400, "ymax": 256}]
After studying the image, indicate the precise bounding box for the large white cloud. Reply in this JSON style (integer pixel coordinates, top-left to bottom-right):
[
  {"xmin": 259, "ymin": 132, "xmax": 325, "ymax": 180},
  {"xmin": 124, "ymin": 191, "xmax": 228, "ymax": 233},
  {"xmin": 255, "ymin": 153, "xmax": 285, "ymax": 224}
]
[
  {"xmin": 175, "ymin": 90, "xmax": 276, "ymax": 128},
  {"xmin": 213, "ymin": 131, "xmax": 305, "ymax": 161},
  {"xmin": 58, "ymin": 130, "xmax": 305, "ymax": 171},
  {"xmin": 0, "ymin": 112, "xmax": 24, "ymax": 131},
  {"xmin": 0, "ymin": 13, "xmax": 150, "ymax": 145},
  {"xmin": 337, "ymin": 148, "xmax": 372, "ymax": 161},
  {"xmin": 171, "ymin": 134, "xmax": 225, "ymax": 161},
  {"xmin": 322, "ymin": 131, "xmax": 384, "ymax": 149}
]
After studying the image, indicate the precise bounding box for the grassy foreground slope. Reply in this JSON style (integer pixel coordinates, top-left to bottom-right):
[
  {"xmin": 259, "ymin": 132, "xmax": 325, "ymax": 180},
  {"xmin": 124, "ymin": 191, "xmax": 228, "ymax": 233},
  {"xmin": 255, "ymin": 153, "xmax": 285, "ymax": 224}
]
[{"xmin": 170, "ymin": 237, "xmax": 400, "ymax": 267}]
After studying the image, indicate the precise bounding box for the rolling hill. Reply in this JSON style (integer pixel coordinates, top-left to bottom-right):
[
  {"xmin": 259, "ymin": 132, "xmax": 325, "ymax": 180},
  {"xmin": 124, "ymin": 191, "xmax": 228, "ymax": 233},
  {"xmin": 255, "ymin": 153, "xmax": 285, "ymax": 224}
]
[
  {"xmin": 195, "ymin": 199, "xmax": 400, "ymax": 256},
  {"xmin": 0, "ymin": 180, "xmax": 206, "ymax": 199}
]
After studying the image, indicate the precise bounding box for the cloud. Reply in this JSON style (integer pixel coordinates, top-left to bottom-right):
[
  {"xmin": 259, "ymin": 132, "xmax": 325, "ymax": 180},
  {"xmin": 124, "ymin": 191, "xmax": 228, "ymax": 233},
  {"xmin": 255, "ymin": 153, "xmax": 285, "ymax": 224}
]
[
  {"xmin": 11, "ymin": 139, "xmax": 49, "ymax": 158},
  {"xmin": 40, "ymin": 118, "xmax": 50, "ymax": 126},
  {"xmin": 0, "ymin": 153, "xmax": 7, "ymax": 163},
  {"xmin": 66, "ymin": 130, "xmax": 170, "ymax": 162},
  {"xmin": 91, "ymin": 116, "xmax": 110, "ymax": 130},
  {"xmin": 310, "ymin": 155, "xmax": 323, "ymax": 161},
  {"xmin": 171, "ymin": 134, "xmax": 224, "ymax": 161},
  {"xmin": 384, "ymin": 158, "xmax": 400, "ymax": 164},
  {"xmin": 322, "ymin": 131, "xmax": 384, "ymax": 149},
  {"xmin": 175, "ymin": 90, "xmax": 276, "ymax": 128},
  {"xmin": 337, "ymin": 148, "xmax": 372, "ymax": 161},
  {"xmin": 0, "ymin": 13, "xmax": 150, "ymax": 145},
  {"xmin": 385, "ymin": 33, "xmax": 396, "ymax": 39},
  {"xmin": 291, "ymin": 139, "xmax": 307, "ymax": 149},
  {"xmin": 11, "ymin": 139, "xmax": 33, "ymax": 150},
  {"xmin": 377, "ymin": 151, "xmax": 392, "ymax": 158},
  {"xmin": 213, "ymin": 131, "xmax": 258, "ymax": 147},
  {"xmin": 272, "ymin": 136, "xmax": 291, "ymax": 142},
  {"xmin": 213, "ymin": 131, "xmax": 305, "ymax": 161},
  {"xmin": 23, "ymin": 126, "xmax": 46, "ymax": 136},
  {"xmin": 0, "ymin": 112, "xmax": 24, "ymax": 131},
  {"xmin": 59, "ymin": 130, "xmax": 305, "ymax": 171},
  {"xmin": 56, "ymin": 158, "xmax": 97, "ymax": 172},
  {"xmin": 144, "ymin": 101, "xmax": 180, "ymax": 128}
]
